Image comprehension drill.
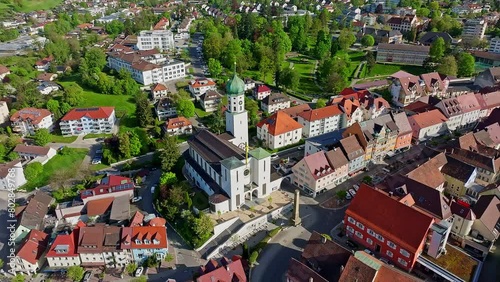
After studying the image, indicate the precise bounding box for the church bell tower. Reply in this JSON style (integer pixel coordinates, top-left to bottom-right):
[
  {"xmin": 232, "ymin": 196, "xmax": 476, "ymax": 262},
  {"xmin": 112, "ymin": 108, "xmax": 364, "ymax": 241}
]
[{"xmin": 225, "ymin": 63, "xmax": 249, "ymax": 147}]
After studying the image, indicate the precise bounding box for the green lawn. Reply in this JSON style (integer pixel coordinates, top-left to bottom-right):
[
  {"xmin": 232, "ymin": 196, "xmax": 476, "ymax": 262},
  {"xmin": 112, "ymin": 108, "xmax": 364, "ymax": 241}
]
[
  {"xmin": 194, "ymin": 106, "xmax": 211, "ymax": 118},
  {"xmin": 192, "ymin": 191, "xmax": 209, "ymax": 210},
  {"xmin": 50, "ymin": 134, "xmax": 77, "ymax": 143},
  {"xmin": 288, "ymin": 56, "xmax": 322, "ymax": 94},
  {"xmin": 83, "ymin": 133, "xmax": 113, "ymax": 140},
  {"xmin": 20, "ymin": 148, "xmax": 88, "ymax": 191},
  {"xmin": 367, "ymin": 63, "xmax": 427, "ymax": 77},
  {"xmin": 90, "ymin": 163, "xmax": 109, "ymax": 171},
  {"xmin": 17, "ymin": 0, "xmax": 64, "ymax": 12}
]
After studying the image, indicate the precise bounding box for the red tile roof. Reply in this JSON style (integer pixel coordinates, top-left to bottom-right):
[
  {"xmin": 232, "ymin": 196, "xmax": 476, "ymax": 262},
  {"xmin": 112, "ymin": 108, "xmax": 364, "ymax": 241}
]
[
  {"xmin": 46, "ymin": 227, "xmax": 80, "ymax": 258},
  {"xmin": 256, "ymin": 84, "xmax": 271, "ymax": 93},
  {"xmin": 35, "ymin": 55, "xmax": 53, "ymax": 66},
  {"xmin": 339, "ymin": 88, "xmax": 370, "ymax": 100},
  {"xmin": 190, "ymin": 79, "xmax": 216, "ymax": 88},
  {"xmin": 10, "ymin": 107, "xmax": 52, "ymax": 125},
  {"xmin": 286, "ymin": 258, "xmax": 328, "ymax": 282},
  {"xmin": 408, "ymin": 109, "xmax": 448, "ymax": 129},
  {"xmin": 81, "ymin": 175, "xmax": 134, "ymax": 199},
  {"xmin": 280, "ymin": 104, "xmax": 312, "ymax": 118},
  {"xmin": 14, "ymin": 144, "xmax": 51, "ymax": 156},
  {"xmin": 16, "ymin": 230, "xmax": 49, "ymax": 264},
  {"xmin": 129, "ymin": 211, "xmax": 144, "ymax": 227},
  {"xmin": 152, "ymin": 83, "xmax": 168, "ymax": 92},
  {"xmin": 303, "ymin": 151, "xmax": 335, "ymax": 180},
  {"xmin": 298, "ymin": 105, "xmax": 343, "ymax": 121},
  {"xmin": 455, "ymin": 93, "xmax": 481, "ymax": 113},
  {"xmin": 197, "ymin": 259, "xmax": 247, "ymax": 282},
  {"xmin": 338, "ymin": 256, "xmax": 377, "ymax": 282},
  {"xmin": 153, "ymin": 17, "xmax": 169, "ymax": 30},
  {"xmin": 129, "ymin": 226, "xmax": 168, "ymax": 249},
  {"xmin": 86, "ymin": 197, "xmax": 114, "ymax": 216},
  {"xmin": 0, "ymin": 64, "xmax": 10, "ymax": 74},
  {"xmin": 148, "ymin": 217, "xmax": 167, "ymax": 227},
  {"xmin": 61, "ymin": 107, "xmax": 115, "ymax": 121},
  {"xmin": 346, "ymin": 184, "xmax": 434, "ymax": 252},
  {"xmin": 166, "ymin": 116, "xmax": 192, "ymax": 130},
  {"xmin": 256, "ymin": 111, "xmax": 302, "ymax": 136}
]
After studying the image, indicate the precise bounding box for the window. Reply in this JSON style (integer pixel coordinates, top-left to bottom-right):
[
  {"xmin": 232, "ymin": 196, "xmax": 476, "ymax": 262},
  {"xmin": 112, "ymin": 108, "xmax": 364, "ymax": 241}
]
[
  {"xmin": 400, "ymin": 249, "xmax": 410, "ymax": 258},
  {"xmin": 347, "ymin": 217, "xmax": 356, "ymax": 224},
  {"xmin": 355, "ymin": 231, "xmax": 363, "ymax": 239},
  {"xmin": 386, "ymin": 250, "xmax": 393, "ymax": 257},
  {"xmin": 367, "ymin": 229, "xmax": 376, "ymax": 236},
  {"xmin": 398, "ymin": 258, "xmax": 408, "ymax": 267},
  {"xmin": 387, "ymin": 241, "xmax": 396, "ymax": 249},
  {"xmin": 366, "ymin": 238, "xmax": 373, "ymax": 245},
  {"xmin": 356, "ymin": 222, "xmax": 365, "ymax": 230},
  {"xmin": 376, "ymin": 234, "xmax": 384, "ymax": 242},
  {"xmin": 346, "ymin": 226, "xmax": 354, "ymax": 233}
]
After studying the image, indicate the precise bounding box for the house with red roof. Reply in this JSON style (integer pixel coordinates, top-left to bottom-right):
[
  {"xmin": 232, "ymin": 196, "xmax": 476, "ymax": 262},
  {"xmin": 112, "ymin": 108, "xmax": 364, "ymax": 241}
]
[
  {"xmin": 389, "ymin": 71, "xmax": 426, "ymax": 107},
  {"xmin": 456, "ymin": 93, "xmax": 482, "ymax": 130},
  {"xmin": 60, "ymin": 107, "xmax": 116, "ymax": 136},
  {"xmin": 253, "ymin": 84, "xmax": 272, "ymax": 100},
  {"xmin": 165, "ymin": 116, "xmax": 192, "ymax": 136},
  {"xmin": 121, "ymin": 226, "xmax": 168, "ymax": 264},
  {"xmin": 297, "ymin": 105, "xmax": 344, "ymax": 138},
  {"xmin": 10, "ymin": 107, "xmax": 54, "ymax": 136},
  {"xmin": 345, "ymin": 185, "xmax": 437, "ymax": 271},
  {"xmin": 80, "ymin": 175, "xmax": 135, "ymax": 203},
  {"xmin": 35, "ymin": 55, "xmax": 54, "ymax": 71},
  {"xmin": 188, "ymin": 78, "xmax": 217, "ymax": 99},
  {"xmin": 151, "ymin": 83, "xmax": 169, "ymax": 100},
  {"xmin": 197, "ymin": 257, "xmax": 247, "ymax": 282},
  {"xmin": 291, "ymin": 151, "xmax": 339, "ymax": 197},
  {"xmin": 256, "ymin": 111, "xmax": 303, "ymax": 150},
  {"xmin": 12, "ymin": 230, "xmax": 49, "ymax": 274},
  {"xmin": 153, "ymin": 17, "xmax": 169, "ymax": 30},
  {"xmin": 408, "ymin": 109, "xmax": 448, "ymax": 142},
  {"xmin": 47, "ymin": 223, "xmax": 83, "ymax": 268}
]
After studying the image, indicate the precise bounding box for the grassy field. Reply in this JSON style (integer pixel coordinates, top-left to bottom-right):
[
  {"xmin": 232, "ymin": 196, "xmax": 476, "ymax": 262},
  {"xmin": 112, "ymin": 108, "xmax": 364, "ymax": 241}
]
[
  {"xmin": 50, "ymin": 134, "xmax": 77, "ymax": 143},
  {"xmin": 15, "ymin": 0, "xmax": 63, "ymax": 12},
  {"xmin": 288, "ymin": 56, "xmax": 322, "ymax": 94},
  {"xmin": 21, "ymin": 148, "xmax": 88, "ymax": 191},
  {"xmin": 90, "ymin": 163, "xmax": 109, "ymax": 171},
  {"xmin": 367, "ymin": 63, "xmax": 427, "ymax": 77},
  {"xmin": 83, "ymin": 133, "xmax": 113, "ymax": 140}
]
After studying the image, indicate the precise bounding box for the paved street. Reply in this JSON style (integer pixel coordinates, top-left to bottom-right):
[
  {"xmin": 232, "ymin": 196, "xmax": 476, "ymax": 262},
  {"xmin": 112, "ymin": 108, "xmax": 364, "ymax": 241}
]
[{"xmin": 189, "ymin": 33, "xmax": 205, "ymax": 78}]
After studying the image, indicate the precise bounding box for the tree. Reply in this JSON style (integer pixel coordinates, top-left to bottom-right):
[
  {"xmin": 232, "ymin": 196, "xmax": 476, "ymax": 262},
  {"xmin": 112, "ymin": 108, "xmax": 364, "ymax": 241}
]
[
  {"xmin": 351, "ymin": 0, "xmax": 364, "ymax": 7},
  {"xmin": 185, "ymin": 191, "xmax": 193, "ymax": 210},
  {"xmin": 159, "ymin": 135, "xmax": 180, "ymax": 171},
  {"xmin": 361, "ymin": 35, "xmax": 375, "ymax": 47},
  {"xmin": 135, "ymin": 92, "xmax": 153, "ymax": 127},
  {"xmin": 192, "ymin": 212, "xmax": 214, "ymax": 239},
  {"xmin": 416, "ymin": 8, "xmax": 430, "ymax": 17},
  {"xmin": 129, "ymin": 132, "xmax": 142, "ymax": 156},
  {"xmin": 176, "ymin": 99, "xmax": 195, "ymax": 118},
  {"xmin": 207, "ymin": 58, "xmax": 222, "ymax": 78},
  {"xmin": 279, "ymin": 68, "xmax": 299, "ymax": 91},
  {"xmin": 436, "ymin": 55, "xmax": 458, "ymax": 76},
  {"xmin": 118, "ymin": 131, "xmax": 131, "ymax": 159},
  {"xmin": 11, "ymin": 274, "xmax": 25, "ymax": 282},
  {"xmin": 67, "ymin": 266, "xmax": 85, "ymax": 282},
  {"xmin": 83, "ymin": 48, "xmax": 107, "ymax": 71},
  {"xmin": 314, "ymin": 29, "xmax": 331, "ymax": 59},
  {"xmin": 245, "ymin": 96, "xmax": 260, "ymax": 125},
  {"xmin": 33, "ymin": 128, "xmax": 51, "ymax": 146},
  {"xmin": 63, "ymin": 83, "xmax": 84, "ymax": 106},
  {"xmin": 316, "ymin": 98, "xmax": 327, "ymax": 108},
  {"xmin": 429, "ymin": 37, "xmax": 445, "ymax": 60},
  {"xmin": 0, "ymin": 258, "xmax": 4, "ymax": 269},
  {"xmin": 366, "ymin": 51, "xmax": 376, "ymax": 72},
  {"xmin": 457, "ymin": 53, "xmax": 475, "ymax": 77},
  {"xmin": 249, "ymin": 251, "xmax": 258, "ymax": 266},
  {"xmin": 338, "ymin": 30, "xmax": 356, "ymax": 50},
  {"xmin": 46, "ymin": 99, "xmax": 61, "ymax": 119},
  {"xmin": 160, "ymin": 172, "xmax": 178, "ymax": 186},
  {"xmin": 207, "ymin": 104, "xmax": 225, "ymax": 134}
]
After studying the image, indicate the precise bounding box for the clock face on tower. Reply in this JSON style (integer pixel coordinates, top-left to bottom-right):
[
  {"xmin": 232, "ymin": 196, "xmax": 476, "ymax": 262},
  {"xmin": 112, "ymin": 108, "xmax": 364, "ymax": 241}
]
[
  {"xmin": 239, "ymin": 101, "xmax": 243, "ymax": 105},
  {"xmin": 244, "ymin": 169, "xmax": 250, "ymax": 176}
]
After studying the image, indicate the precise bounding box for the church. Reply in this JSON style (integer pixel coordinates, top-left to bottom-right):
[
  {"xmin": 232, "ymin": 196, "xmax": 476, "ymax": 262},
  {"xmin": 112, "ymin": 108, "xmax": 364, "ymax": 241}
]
[{"xmin": 183, "ymin": 68, "xmax": 283, "ymax": 213}]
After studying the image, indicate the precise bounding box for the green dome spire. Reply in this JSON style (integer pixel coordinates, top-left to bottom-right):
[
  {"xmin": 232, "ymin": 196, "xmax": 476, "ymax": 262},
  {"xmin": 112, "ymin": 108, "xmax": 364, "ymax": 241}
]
[{"xmin": 226, "ymin": 62, "xmax": 245, "ymax": 96}]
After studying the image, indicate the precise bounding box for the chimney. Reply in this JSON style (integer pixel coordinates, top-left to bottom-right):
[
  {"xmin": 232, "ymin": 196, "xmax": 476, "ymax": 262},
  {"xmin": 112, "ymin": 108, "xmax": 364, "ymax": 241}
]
[
  {"xmin": 309, "ymin": 278, "xmax": 314, "ymax": 282},
  {"xmin": 321, "ymin": 235, "xmax": 327, "ymax": 244},
  {"xmin": 340, "ymin": 265, "xmax": 345, "ymax": 273},
  {"xmin": 389, "ymin": 191, "xmax": 393, "ymax": 197}
]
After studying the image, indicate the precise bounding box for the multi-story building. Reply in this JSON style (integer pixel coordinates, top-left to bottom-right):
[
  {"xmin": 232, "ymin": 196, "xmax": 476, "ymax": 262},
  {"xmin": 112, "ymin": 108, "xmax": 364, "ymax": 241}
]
[
  {"xmin": 80, "ymin": 175, "xmax": 135, "ymax": 204},
  {"xmin": 292, "ymin": 151, "xmax": 337, "ymax": 197},
  {"xmin": 357, "ymin": 27, "xmax": 403, "ymax": 44},
  {"xmin": 389, "ymin": 72, "xmax": 426, "ymax": 107},
  {"xmin": 456, "ymin": 93, "xmax": 481, "ymax": 130},
  {"xmin": 155, "ymin": 98, "xmax": 177, "ymax": 121},
  {"xmin": 257, "ymin": 111, "xmax": 302, "ymax": 150},
  {"xmin": 489, "ymin": 37, "xmax": 500, "ymax": 54},
  {"xmin": 199, "ymin": 90, "xmax": 222, "ymax": 112},
  {"xmin": 450, "ymin": 146, "xmax": 500, "ymax": 186},
  {"xmin": 420, "ymin": 72, "xmax": 448, "ymax": 97},
  {"xmin": 14, "ymin": 192, "xmax": 52, "ymax": 243},
  {"xmin": 462, "ymin": 19, "xmax": 487, "ymax": 40},
  {"xmin": 297, "ymin": 105, "xmax": 344, "ymax": 138},
  {"xmin": 121, "ymin": 226, "xmax": 168, "ymax": 264},
  {"xmin": 165, "ymin": 117, "xmax": 192, "ymax": 136},
  {"xmin": 107, "ymin": 49, "xmax": 185, "ymax": 85},
  {"xmin": 441, "ymin": 156, "xmax": 477, "ymax": 197},
  {"xmin": 360, "ymin": 116, "xmax": 399, "ymax": 162},
  {"xmin": 340, "ymin": 135, "xmax": 366, "ymax": 174},
  {"xmin": 188, "ymin": 79, "xmax": 217, "ymax": 99},
  {"xmin": 10, "ymin": 108, "xmax": 54, "ymax": 136},
  {"xmin": 136, "ymin": 30, "xmax": 174, "ymax": 52},
  {"xmin": 254, "ymin": 84, "xmax": 272, "ymax": 100},
  {"xmin": 47, "ymin": 227, "xmax": 82, "ymax": 268},
  {"xmin": 197, "ymin": 258, "xmax": 247, "ymax": 282},
  {"xmin": 474, "ymin": 67, "xmax": 500, "ymax": 88},
  {"xmin": 376, "ymin": 43, "xmax": 430, "ymax": 66},
  {"xmin": 151, "ymin": 83, "xmax": 168, "ymax": 100},
  {"xmin": 386, "ymin": 15, "xmax": 418, "ymax": 32},
  {"xmin": 60, "ymin": 107, "xmax": 115, "ymax": 136},
  {"xmin": 261, "ymin": 92, "xmax": 291, "ymax": 114},
  {"xmin": 12, "ymin": 230, "xmax": 48, "ymax": 274},
  {"xmin": 330, "ymin": 97, "xmax": 364, "ymax": 127},
  {"xmin": 434, "ymin": 97, "xmax": 464, "ymax": 132},
  {"xmin": 408, "ymin": 109, "xmax": 449, "ymax": 142},
  {"xmin": 102, "ymin": 225, "xmax": 131, "ymax": 268},
  {"xmin": 345, "ymin": 185, "xmax": 436, "ymax": 271},
  {"xmin": 392, "ymin": 112, "xmax": 413, "ymax": 151},
  {"xmin": 77, "ymin": 225, "xmax": 106, "ymax": 267}
]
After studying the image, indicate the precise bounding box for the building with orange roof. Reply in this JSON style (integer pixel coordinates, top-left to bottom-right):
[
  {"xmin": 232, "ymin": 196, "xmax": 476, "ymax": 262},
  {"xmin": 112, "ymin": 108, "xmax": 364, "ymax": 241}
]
[
  {"xmin": 10, "ymin": 107, "xmax": 54, "ymax": 136},
  {"xmin": 197, "ymin": 257, "xmax": 247, "ymax": 282},
  {"xmin": 80, "ymin": 175, "xmax": 135, "ymax": 203},
  {"xmin": 85, "ymin": 197, "xmax": 114, "ymax": 218},
  {"xmin": 253, "ymin": 84, "xmax": 272, "ymax": 100},
  {"xmin": 12, "ymin": 230, "xmax": 49, "ymax": 274},
  {"xmin": 256, "ymin": 111, "xmax": 303, "ymax": 150},
  {"xmin": 124, "ymin": 226, "xmax": 168, "ymax": 264},
  {"xmin": 153, "ymin": 17, "xmax": 169, "ymax": 30},
  {"xmin": 60, "ymin": 107, "xmax": 116, "ymax": 136},
  {"xmin": 189, "ymin": 78, "xmax": 217, "ymax": 99},
  {"xmin": 291, "ymin": 151, "xmax": 340, "ymax": 196},
  {"xmin": 165, "ymin": 116, "xmax": 192, "ymax": 136},
  {"xmin": 151, "ymin": 83, "xmax": 168, "ymax": 100},
  {"xmin": 47, "ymin": 226, "xmax": 82, "ymax": 268},
  {"xmin": 408, "ymin": 109, "xmax": 448, "ymax": 142},
  {"xmin": 297, "ymin": 105, "xmax": 344, "ymax": 137}
]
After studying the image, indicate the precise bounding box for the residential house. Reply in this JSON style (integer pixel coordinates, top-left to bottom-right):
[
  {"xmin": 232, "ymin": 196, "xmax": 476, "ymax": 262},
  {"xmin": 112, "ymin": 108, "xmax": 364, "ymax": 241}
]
[
  {"xmin": 389, "ymin": 71, "xmax": 426, "ymax": 107},
  {"xmin": 0, "ymin": 101, "xmax": 9, "ymax": 127},
  {"xmin": 291, "ymin": 151, "xmax": 336, "ymax": 197},
  {"xmin": 151, "ymin": 83, "xmax": 168, "ymax": 100},
  {"xmin": 297, "ymin": 105, "xmax": 344, "ymax": 138},
  {"xmin": 15, "ymin": 192, "xmax": 53, "ymax": 242},
  {"xmin": 102, "ymin": 225, "xmax": 132, "ymax": 268},
  {"xmin": 199, "ymin": 90, "xmax": 222, "ymax": 112},
  {"xmin": 261, "ymin": 92, "xmax": 290, "ymax": 114},
  {"xmin": 456, "ymin": 93, "xmax": 481, "ymax": 130},
  {"xmin": 330, "ymin": 97, "xmax": 363, "ymax": 127},
  {"xmin": 359, "ymin": 96, "xmax": 391, "ymax": 121},
  {"xmin": 441, "ymin": 156, "xmax": 477, "ymax": 197},
  {"xmin": 419, "ymin": 32, "xmax": 454, "ymax": 46},
  {"xmin": 165, "ymin": 117, "xmax": 192, "ymax": 136},
  {"xmin": 10, "ymin": 108, "xmax": 54, "ymax": 136},
  {"xmin": 386, "ymin": 15, "xmax": 418, "ymax": 32},
  {"xmin": 122, "ymin": 226, "xmax": 168, "ymax": 264},
  {"xmin": 257, "ymin": 111, "xmax": 302, "ymax": 150},
  {"xmin": 189, "ymin": 79, "xmax": 217, "ymax": 99},
  {"xmin": 197, "ymin": 258, "xmax": 247, "ymax": 282},
  {"xmin": 408, "ymin": 109, "xmax": 449, "ymax": 142},
  {"xmin": 420, "ymin": 72, "xmax": 447, "ymax": 97},
  {"xmin": 36, "ymin": 72, "xmax": 57, "ymax": 82},
  {"xmin": 360, "ymin": 115, "xmax": 399, "ymax": 162},
  {"xmin": 46, "ymin": 226, "xmax": 81, "ymax": 268},
  {"xmin": 357, "ymin": 27, "xmax": 403, "ymax": 44},
  {"xmin": 489, "ymin": 37, "xmax": 500, "ymax": 54},
  {"xmin": 434, "ymin": 97, "xmax": 464, "ymax": 131},
  {"xmin": 60, "ymin": 107, "xmax": 116, "ymax": 136},
  {"xmin": 339, "ymin": 134, "xmax": 365, "ymax": 174},
  {"xmin": 136, "ymin": 30, "xmax": 174, "ymax": 52},
  {"xmin": 244, "ymin": 78, "xmax": 255, "ymax": 91},
  {"xmin": 155, "ymin": 98, "xmax": 177, "ymax": 121},
  {"xmin": 0, "ymin": 64, "xmax": 10, "ymax": 80},
  {"xmin": 0, "ymin": 160, "xmax": 26, "ymax": 190},
  {"xmin": 153, "ymin": 17, "xmax": 169, "ymax": 30},
  {"xmin": 344, "ymin": 185, "xmax": 435, "ymax": 271},
  {"xmin": 474, "ymin": 67, "xmax": 500, "ymax": 88},
  {"xmin": 376, "ymin": 44, "xmax": 430, "ymax": 66},
  {"xmin": 470, "ymin": 195, "xmax": 500, "ymax": 247},
  {"xmin": 281, "ymin": 104, "xmax": 312, "ymax": 121},
  {"xmin": 35, "ymin": 55, "xmax": 53, "ymax": 71},
  {"xmin": 473, "ymin": 124, "xmax": 500, "ymax": 150},
  {"xmin": 14, "ymin": 145, "xmax": 57, "ymax": 165},
  {"xmin": 12, "ymin": 230, "xmax": 49, "ymax": 274},
  {"xmin": 462, "ymin": 19, "xmax": 487, "ymax": 40},
  {"xmin": 450, "ymin": 146, "xmax": 500, "ymax": 186},
  {"xmin": 393, "ymin": 112, "xmax": 413, "ymax": 151},
  {"xmin": 37, "ymin": 81, "xmax": 60, "ymax": 95},
  {"xmin": 476, "ymin": 91, "xmax": 500, "ymax": 117},
  {"xmin": 325, "ymin": 147, "xmax": 349, "ymax": 185},
  {"xmin": 304, "ymin": 128, "xmax": 346, "ymax": 157},
  {"xmin": 254, "ymin": 84, "xmax": 272, "ymax": 100},
  {"xmin": 80, "ymin": 175, "xmax": 135, "ymax": 204},
  {"xmin": 77, "ymin": 225, "xmax": 106, "ymax": 267}
]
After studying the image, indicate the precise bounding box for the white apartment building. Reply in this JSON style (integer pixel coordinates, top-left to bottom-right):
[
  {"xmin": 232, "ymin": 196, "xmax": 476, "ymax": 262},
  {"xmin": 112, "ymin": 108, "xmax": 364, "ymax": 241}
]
[
  {"xmin": 188, "ymin": 79, "xmax": 217, "ymax": 99},
  {"xmin": 12, "ymin": 230, "xmax": 48, "ymax": 275},
  {"xmin": 261, "ymin": 93, "xmax": 291, "ymax": 114},
  {"xmin": 489, "ymin": 37, "xmax": 500, "ymax": 54},
  {"xmin": 10, "ymin": 108, "xmax": 54, "ymax": 136},
  {"xmin": 60, "ymin": 107, "xmax": 115, "ymax": 136},
  {"xmin": 107, "ymin": 50, "xmax": 185, "ymax": 85},
  {"xmin": 297, "ymin": 105, "xmax": 344, "ymax": 138},
  {"xmin": 408, "ymin": 109, "xmax": 449, "ymax": 141},
  {"xmin": 256, "ymin": 112, "xmax": 303, "ymax": 150},
  {"xmin": 136, "ymin": 30, "xmax": 175, "ymax": 52},
  {"xmin": 462, "ymin": 19, "xmax": 487, "ymax": 40}
]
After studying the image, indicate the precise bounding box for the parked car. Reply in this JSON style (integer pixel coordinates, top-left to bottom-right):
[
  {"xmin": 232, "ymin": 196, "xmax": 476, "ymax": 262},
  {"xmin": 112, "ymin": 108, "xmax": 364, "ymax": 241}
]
[
  {"xmin": 83, "ymin": 271, "xmax": 92, "ymax": 282},
  {"xmin": 297, "ymin": 145, "xmax": 304, "ymax": 150},
  {"xmin": 91, "ymin": 158, "xmax": 101, "ymax": 165},
  {"xmin": 346, "ymin": 239, "xmax": 358, "ymax": 249},
  {"xmin": 131, "ymin": 196, "xmax": 142, "ymax": 203},
  {"xmin": 135, "ymin": 267, "xmax": 144, "ymax": 277},
  {"xmin": 271, "ymin": 153, "xmax": 279, "ymax": 160},
  {"xmin": 353, "ymin": 184, "xmax": 360, "ymax": 191},
  {"xmin": 348, "ymin": 189, "xmax": 357, "ymax": 197},
  {"xmin": 345, "ymin": 193, "xmax": 352, "ymax": 200},
  {"xmin": 151, "ymin": 186, "xmax": 156, "ymax": 194},
  {"xmin": 364, "ymin": 248, "xmax": 374, "ymax": 255},
  {"xmin": 95, "ymin": 149, "xmax": 103, "ymax": 154}
]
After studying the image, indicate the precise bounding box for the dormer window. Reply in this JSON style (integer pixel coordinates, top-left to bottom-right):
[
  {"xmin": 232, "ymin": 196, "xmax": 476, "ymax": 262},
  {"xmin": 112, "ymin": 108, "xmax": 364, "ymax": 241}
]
[
  {"xmin": 124, "ymin": 241, "xmax": 130, "ymax": 245},
  {"xmin": 153, "ymin": 239, "xmax": 160, "ymax": 245},
  {"xmin": 135, "ymin": 239, "xmax": 142, "ymax": 245},
  {"xmin": 144, "ymin": 239, "xmax": 150, "ymax": 244}
]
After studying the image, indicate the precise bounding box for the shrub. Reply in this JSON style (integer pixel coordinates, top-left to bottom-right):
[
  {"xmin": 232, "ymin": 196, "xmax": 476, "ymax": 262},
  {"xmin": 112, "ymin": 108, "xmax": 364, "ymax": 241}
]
[{"xmin": 249, "ymin": 251, "xmax": 259, "ymax": 266}]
